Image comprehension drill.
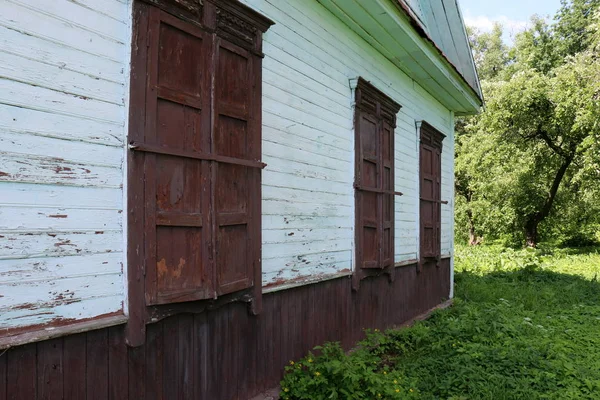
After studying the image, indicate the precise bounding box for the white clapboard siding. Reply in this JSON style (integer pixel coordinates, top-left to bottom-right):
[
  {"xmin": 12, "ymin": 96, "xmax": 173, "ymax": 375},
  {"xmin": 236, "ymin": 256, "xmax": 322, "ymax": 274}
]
[
  {"xmin": 0, "ymin": 0, "xmax": 128, "ymax": 331},
  {"xmin": 239, "ymin": 0, "xmax": 454, "ymax": 286},
  {"xmin": 0, "ymin": 104, "xmax": 123, "ymax": 147}
]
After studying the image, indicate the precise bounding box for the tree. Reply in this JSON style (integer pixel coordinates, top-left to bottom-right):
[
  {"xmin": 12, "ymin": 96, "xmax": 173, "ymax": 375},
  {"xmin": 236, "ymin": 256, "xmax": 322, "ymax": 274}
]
[{"xmin": 455, "ymin": 1, "xmax": 600, "ymax": 247}]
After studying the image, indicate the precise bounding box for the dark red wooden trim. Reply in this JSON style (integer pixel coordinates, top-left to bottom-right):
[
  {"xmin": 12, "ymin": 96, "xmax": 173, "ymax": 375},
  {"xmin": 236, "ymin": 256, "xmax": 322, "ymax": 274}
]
[{"xmin": 126, "ymin": 1, "xmax": 151, "ymax": 347}]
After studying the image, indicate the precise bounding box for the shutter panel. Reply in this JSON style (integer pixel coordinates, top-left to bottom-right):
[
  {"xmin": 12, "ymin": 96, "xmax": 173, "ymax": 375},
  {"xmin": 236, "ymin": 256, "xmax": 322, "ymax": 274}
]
[
  {"xmin": 381, "ymin": 120, "xmax": 394, "ymax": 268},
  {"xmin": 143, "ymin": 10, "xmax": 214, "ymax": 304},
  {"xmin": 357, "ymin": 111, "xmax": 381, "ymax": 269},
  {"xmin": 420, "ymin": 143, "xmax": 436, "ymax": 259},
  {"xmin": 213, "ymin": 39, "xmax": 259, "ymax": 295}
]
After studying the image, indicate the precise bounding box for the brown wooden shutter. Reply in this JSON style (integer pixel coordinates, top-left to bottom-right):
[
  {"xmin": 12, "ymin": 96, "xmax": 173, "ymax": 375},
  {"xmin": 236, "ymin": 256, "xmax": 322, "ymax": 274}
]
[
  {"xmin": 419, "ymin": 122, "xmax": 445, "ymax": 265},
  {"xmin": 213, "ymin": 39, "xmax": 259, "ymax": 296},
  {"xmin": 128, "ymin": 1, "xmax": 273, "ymax": 316},
  {"xmin": 142, "ymin": 9, "xmax": 214, "ymax": 305},
  {"xmin": 353, "ymin": 78, "xmax": 401, "ymax": 288}
]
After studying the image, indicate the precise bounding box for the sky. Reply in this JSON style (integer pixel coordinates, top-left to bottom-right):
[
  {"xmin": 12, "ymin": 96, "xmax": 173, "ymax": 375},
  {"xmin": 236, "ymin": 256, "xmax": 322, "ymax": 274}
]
[{"xmin": 458, "ymin": 0, "xmax": 563, "ymax": 42}]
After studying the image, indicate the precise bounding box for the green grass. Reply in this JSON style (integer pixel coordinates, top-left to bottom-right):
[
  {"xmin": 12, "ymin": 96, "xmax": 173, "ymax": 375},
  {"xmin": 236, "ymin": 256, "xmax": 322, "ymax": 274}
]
[{"xmin": 280, "ymin": 245, "xmax": 600, "ymax": 399}]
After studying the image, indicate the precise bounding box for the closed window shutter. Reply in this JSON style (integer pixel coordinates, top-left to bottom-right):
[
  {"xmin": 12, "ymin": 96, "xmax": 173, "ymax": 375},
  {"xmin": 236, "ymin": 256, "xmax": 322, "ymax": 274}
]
[
  {"xmin": 419, "ymin": 122, "xmax": 445, "ymax": 264},
  {"xmin": 353, "ymin": 78, "xmax": 401, "ymax": 287},
  {"xmin": 143, "ymin": 9, "xmax": 214, "ymax": 305},
  {"xmin": 129, "ymin": 3, "xmax": 271, "ymax": 307}
]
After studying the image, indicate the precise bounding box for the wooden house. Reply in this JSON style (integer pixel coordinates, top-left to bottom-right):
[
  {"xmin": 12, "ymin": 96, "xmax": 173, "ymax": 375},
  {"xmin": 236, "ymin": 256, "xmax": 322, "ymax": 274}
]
[{"xmin": 0, "ymin": 0, "xmax": 482, "ymax": 398}]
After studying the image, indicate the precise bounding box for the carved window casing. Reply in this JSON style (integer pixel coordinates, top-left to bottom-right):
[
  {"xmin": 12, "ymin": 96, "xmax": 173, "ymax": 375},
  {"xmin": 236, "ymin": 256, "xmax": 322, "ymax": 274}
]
[
  {"xmin": 127, "ymin": 0, "xmax": 273, "ymax": 345},
  {"xmin": 352, "ymin": 78, "xmax": 402, "ymax": 289}
]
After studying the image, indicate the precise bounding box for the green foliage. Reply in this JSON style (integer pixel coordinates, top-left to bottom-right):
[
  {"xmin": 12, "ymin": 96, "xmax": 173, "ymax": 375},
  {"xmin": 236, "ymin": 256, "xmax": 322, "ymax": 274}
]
[
  {"xmin": 281, "ymin": 246, "xmax": 600, "ymax": 399},
  {"xmin": 279, "ymin": 340, "xmax": 420, "ymax": 400},
  {"xmin": 456, "ymin": 0, "xmax": 600, "ymax": 247}
]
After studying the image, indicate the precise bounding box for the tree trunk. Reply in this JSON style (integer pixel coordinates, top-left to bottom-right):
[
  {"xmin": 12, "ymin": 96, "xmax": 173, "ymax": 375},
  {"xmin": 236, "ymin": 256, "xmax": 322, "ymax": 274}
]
[
  {"xmin": 525, "ymin": 219, "xmax": 539, "ymax": 248},
  {"xmin": 523, "ymin": 155, "xmax": 573, "ymax": 247},
  {"xmin": 467, "ymin": 209, "xmax": 481, "ymax": 245}
]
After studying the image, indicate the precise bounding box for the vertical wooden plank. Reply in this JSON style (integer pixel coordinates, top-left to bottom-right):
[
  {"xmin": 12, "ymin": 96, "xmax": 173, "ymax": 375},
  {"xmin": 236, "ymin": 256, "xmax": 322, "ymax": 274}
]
[
  {"xmin": 108, "ymin": 326, "xmax": 128, "ymax": 400},
  {"xmin": 128, "ymin": 344, "xmax": 146, "ymax": 400},
  {"xmin": 193, "ymin": 312, "xmax": 208, "ymax": 400},
  {"xmin": 63, "ymin": 333, "xmax": 86, "ymax": 400},
  {"xmin": 126, "ymin": 0, "xmax": 150, "ymax": 347},
  {"xmin": 7, "ymin": 343, "xmax": 37, "ymax": 400},
  {"xmin": 145, "ymin": 321, "xmax": 163, "ymax": 400},
  {"xmin": 37, "ymin": 338, "xmax": 63, "ymax": 400},
  {"xmin": 162, "ymin": 317, "xmax": 179, "ymax": 400},
  {"xmin": 178, "ymin": 315, "xmax": 194, "ymax": 400},
  {"xmin": 0, "ymin": 346, "xmax": 7, "ymax": 400},
  {"xmin": 86, "ymin": 329, "xmax": 109, "ymax": 400}
]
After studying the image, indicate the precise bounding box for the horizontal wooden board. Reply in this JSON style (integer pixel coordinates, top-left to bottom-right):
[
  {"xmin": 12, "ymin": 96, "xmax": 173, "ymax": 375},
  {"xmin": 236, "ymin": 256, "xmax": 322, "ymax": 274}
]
[
  {"xmin": 0, "ymin": 231, "xmax": 122, "ymax": 260},
  {"xmin": 0, "ymin": 25, "xmax": 124, "ymax": 83},
  {"xmin": 0, "ymin": 207, "xmax": 122, "ymax": 231},
  {"xmin": 0, "ymin": 151, "xmax": 122, "ymax": 188},
  {"xmin": 0, "ymin": 183, "xmax": 122, "ymax": 209},
  {"xmin": 0, "ymin": 1, "xmax": 125, "ymax": 61},
  {"xmin": 0, "ymin": 131, "xmax": 123, "ymax": 166},
  {"xmin": 0, "ymin": 79, "xmax": 123, "ymax": 125},
  {"xmin": 0, "ymin": 51, "xmax": 124, "ymax": 105},
  {"xmin": 0, "ymin": 104, "xmax": 123, "ymax": 147}
]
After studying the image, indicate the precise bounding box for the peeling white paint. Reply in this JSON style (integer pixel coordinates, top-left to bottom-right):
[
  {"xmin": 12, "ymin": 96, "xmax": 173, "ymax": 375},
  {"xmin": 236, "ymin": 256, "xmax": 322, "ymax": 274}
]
[
  {"xmin": 0, "ymin": 0, "xmax": 128, "ymax": 332},
  {"xmin": 239, "ymin": 0, "xmax": 455, "ymax": 286}
]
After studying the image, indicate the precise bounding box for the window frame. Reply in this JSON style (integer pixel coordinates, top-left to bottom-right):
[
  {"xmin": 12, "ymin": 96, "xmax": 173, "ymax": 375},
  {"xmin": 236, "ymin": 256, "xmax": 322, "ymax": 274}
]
[{"xmin": 351, "ymin": 78, "xmax": 402, "ymax": 290}]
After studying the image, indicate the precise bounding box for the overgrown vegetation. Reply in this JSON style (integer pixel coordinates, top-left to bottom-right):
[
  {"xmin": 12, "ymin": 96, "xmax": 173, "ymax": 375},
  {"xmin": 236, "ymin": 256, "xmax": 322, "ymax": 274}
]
[
  {"xmin": 455, "ymin": 0, "xmax": 600, "ymax": 247},
  {"xmin": 280, "ymin": 245, "xmax": 600, "ymax": 399}
]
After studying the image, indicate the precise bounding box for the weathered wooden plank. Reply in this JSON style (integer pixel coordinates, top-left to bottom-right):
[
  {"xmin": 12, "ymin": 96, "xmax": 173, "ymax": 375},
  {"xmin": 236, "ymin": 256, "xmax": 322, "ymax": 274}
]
[
  {"xmin": 86, "ymin": 329, "xmax": 109, "ymax": 400},
  {"xmin": 0, "ymin": 271, "xmax": 123, "ymax": 308},
  {"xmin": 108, "ymin": 326, "xmax": 128, "ymax": 400},
  {"xmin": 0, "ymin": 230, "xmax": 122, "ymax": 260},
  {"xmin": 262, "ymin": 214, "xmax": 352, "ymax": 230},
  {"xmin": 0, "ymin": 183, "xmax": 122, "ymax": 210},
  {"xmin": 263, "ymin": 170, "xmax": 348, "ymax": 195},
  {"xmin": 36, "ymin": 338, "xmax": 63, "ymax": 400},
  {"xmin": 263, "ymin": 186, "xmax": 350, "ymax": 206},
  {"xmin": 0, "ymin": 79, "xmax": 122, "ymax": 125},
  {"xmin": 263, "ymin": 227, "xmax": 352, "ymax": 244},
  {"xmin": 0, "ymin": 151, "xmax": 122, "ymax": 188},
  {"xmin": 63, "ymin": 0, "xmax": 128, "ymax": 22},
  {"xmin": 6, "ymin": 343, "xmax": 37, "ymax": 400},
  {"xmin": 265, "ymin": 156, "xmax": 350, "ymax": 183},
  {"xmin": 0, "ymin": 348, "xmax": 6, "ymax": 400},
  {"xmin": 128, "ymin": 343, "xmax": 146, "ymax": 400},
  {"xmin": 0, "ymin": 25, "xmax": 124, "ymax": 84},
  {"xmin": 0, "ymin": 104, "xmax": 122, "ymax": 147},
  {"xmin": 0, "ymin": 51, "xmax": 124, "ymax": 105},
  {"xmin": 1, "ymin": 131, "xmax": 123, "ymax": 169},
  {"xmin": 0, "ymin": 1, "xmax": 124, "ymax": 61},
  {"xmin": 0, "ymin": 207, "xmax": 122, "ymax": 231},
  {"xmin": 62, "ymin": 333, "xmax": 86, "ymax": 400},
  {"xmin": 1, "ymin": 295, "xmax": 123, "ymax": 332},
  {"xmin": 264, "ymin": 140, "xmax": 350, "ymax": 170}
]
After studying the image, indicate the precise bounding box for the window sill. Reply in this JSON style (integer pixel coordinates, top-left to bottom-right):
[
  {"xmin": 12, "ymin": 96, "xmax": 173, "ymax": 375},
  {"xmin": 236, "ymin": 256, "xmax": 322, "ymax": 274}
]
[{"xmin": 0, "ymin": 313, "xmax": 127, "ymax": 350}]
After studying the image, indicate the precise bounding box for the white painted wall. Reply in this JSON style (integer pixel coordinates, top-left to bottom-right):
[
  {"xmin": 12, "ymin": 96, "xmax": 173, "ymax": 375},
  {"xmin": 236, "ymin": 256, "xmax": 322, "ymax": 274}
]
[
  {"xmin": 0, "ymin": 0, "xmax": 457, "ymax": 333},
  {"xmin": 239, "ymin": 0, "xmax": 455, "ymax": 287},
  {"xmin": 0, "ymin": 0, "xmax": 130, "ymax": 331}
]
